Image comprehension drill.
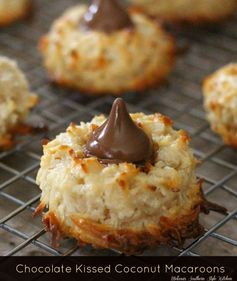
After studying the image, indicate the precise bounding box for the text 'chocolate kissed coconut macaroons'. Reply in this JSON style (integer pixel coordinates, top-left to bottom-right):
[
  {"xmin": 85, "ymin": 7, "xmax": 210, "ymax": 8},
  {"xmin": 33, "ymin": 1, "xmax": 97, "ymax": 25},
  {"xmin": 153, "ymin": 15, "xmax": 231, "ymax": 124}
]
[
  {"xmin": 0, "ymin": 56, "xmax": 38, "ymax": 150},
  {"xmin": 39, "ymin": 0, "xmax": 175, "ymax": 95},
  {"xmin": 0, "ymin": 0, "xmax": 32, "ymax": 26},
  {"xmin": 203, "ymin": 63, "xmax": 237, "ymax": 148},
  {"xmin": 35, "ymin": 98, "xmax": 227, "ymax": 254},
  {"xmin": 128, "ymin": 0, "xmax": 237, "ymax": 23}
]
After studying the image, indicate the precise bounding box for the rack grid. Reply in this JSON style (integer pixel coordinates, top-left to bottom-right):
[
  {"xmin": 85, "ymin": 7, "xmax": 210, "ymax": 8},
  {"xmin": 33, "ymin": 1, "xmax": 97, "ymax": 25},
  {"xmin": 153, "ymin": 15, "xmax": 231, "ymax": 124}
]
[{"xmin": 0, "ymin": 0, "xmax": 237, "ymax": 256}]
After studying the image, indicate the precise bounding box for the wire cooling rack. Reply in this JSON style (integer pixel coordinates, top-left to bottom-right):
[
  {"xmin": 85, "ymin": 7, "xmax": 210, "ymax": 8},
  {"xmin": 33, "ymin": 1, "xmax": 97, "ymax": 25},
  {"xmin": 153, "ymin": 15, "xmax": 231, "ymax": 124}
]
[{"xmin": 0, "ymin": 0, "xmax": 237, "ymax": 257}]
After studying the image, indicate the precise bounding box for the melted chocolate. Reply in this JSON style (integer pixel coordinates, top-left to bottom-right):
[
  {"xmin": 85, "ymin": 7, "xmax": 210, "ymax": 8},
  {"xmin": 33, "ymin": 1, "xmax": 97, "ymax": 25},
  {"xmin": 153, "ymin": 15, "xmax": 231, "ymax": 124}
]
[
  {"xmin": 80, "ymin": 0, "xmax": 134, "ymax": 33},
  {"xmin": 85, "ymin": 98, "xmax": 153, "ymax": 165}
]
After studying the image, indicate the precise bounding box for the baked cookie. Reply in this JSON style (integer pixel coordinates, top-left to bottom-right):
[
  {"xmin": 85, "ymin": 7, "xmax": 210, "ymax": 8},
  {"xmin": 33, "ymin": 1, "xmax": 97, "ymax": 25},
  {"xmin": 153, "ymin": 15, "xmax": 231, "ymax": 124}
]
[
  {"xmin": 203, "ymin": 63, "xmax": 237, "ymax": 148},
  {"xmin": 36, "ymin": 98, "xmax": 226, "ymax": 254},
  {"xmin": 0, "ymin": 56, "xmax": 37, "ymax": 149},
  {"xmin": 129, "ymin": 0, "xmax": 237, "ymax": 23},
  {"xmin": 0, "ymin": 0, "xmax": 31, "ymax": 26},
  {"xmin": 39, "ymin": 0, "xmax": 175, "ymax": 95}
]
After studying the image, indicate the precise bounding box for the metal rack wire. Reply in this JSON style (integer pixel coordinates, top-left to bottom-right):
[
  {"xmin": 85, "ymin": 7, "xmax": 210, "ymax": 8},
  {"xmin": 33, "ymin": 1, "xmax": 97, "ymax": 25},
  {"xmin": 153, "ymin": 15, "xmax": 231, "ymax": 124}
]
[{"xmin": 0, "ymin": 0, "xmax": 237, "ymax": 256}]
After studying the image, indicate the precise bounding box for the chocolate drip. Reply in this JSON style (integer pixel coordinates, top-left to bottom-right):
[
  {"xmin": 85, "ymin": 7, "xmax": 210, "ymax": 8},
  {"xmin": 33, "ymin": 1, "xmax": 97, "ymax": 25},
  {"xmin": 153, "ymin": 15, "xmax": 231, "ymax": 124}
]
[
  {"xmin": 80, "ymin": 0, "xmax": 134, "ymax": 33},
  {"xmin": 85, "ymin": 98, "xmax": 153, "ymax": 165}
]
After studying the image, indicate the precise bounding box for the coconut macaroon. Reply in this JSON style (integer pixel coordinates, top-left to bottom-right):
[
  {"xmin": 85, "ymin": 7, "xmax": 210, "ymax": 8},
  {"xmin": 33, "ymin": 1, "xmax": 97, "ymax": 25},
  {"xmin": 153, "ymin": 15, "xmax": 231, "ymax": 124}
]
[
  {"xmin": 0, "ymin": 56, "xmax": 37, "ymax": 149},
  {"xmin": 129, "ymin": 0, "xmax": 237, "ymax": 23},
  {"xmin": 39, "ymin": 0, "xmax": 175, "ymax": 95},
  {"xmin": 203, "ymin": 63, "xmax": 237, "ymax": 148},
  {"xmin": 0, "ymin": 0, "xmax": 31, "ymax": 26},
  {"xmin": 36, "ymin": 98, "xmax": 226, "ymax": 254}
]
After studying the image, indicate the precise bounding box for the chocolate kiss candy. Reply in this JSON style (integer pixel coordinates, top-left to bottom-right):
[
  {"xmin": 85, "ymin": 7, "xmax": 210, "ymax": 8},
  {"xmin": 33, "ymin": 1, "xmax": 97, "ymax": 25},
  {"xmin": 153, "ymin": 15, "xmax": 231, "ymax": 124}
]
[
  {"xmin": 80, "ymin": 0, "xmax": 134, "ymax": 33},
  {"xmin": 85, "ymin": 98, "xmax": 153, "ymax": 164}
]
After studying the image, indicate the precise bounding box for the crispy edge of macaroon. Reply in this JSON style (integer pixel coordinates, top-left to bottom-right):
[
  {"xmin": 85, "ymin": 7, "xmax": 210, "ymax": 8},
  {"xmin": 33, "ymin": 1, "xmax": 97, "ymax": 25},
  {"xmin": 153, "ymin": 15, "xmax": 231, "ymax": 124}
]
[
  {"xmin": 35, "ymin": 180, "xmax": 204, "ymax": 255},
  {"xmin": 41, "ymin": 198, "xmax": 203, "ymax": 255}
]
